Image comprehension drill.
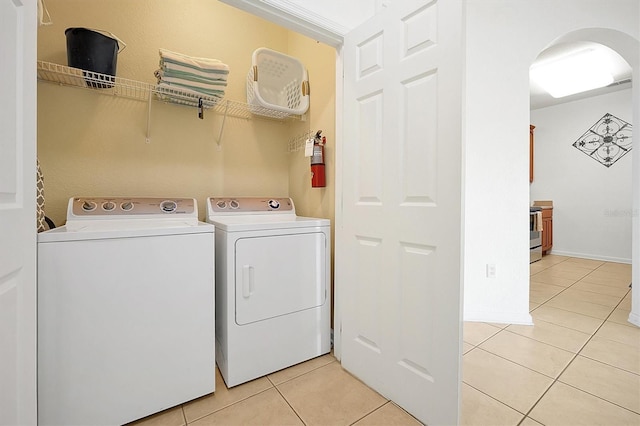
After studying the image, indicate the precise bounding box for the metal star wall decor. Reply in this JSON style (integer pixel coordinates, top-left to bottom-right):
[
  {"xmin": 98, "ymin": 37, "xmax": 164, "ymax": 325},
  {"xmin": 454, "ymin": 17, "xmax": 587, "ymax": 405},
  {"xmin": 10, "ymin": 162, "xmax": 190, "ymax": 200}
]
[{"xmin": 572, "ymin": 113, "xmax": 632, "ymax": 168}]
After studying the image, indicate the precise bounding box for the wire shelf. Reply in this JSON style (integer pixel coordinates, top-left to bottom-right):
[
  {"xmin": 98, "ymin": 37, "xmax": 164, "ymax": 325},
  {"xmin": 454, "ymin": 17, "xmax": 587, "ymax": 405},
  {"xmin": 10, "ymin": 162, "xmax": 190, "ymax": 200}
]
[
  {"xmin": 36, "ymin": 61, "xmax": 302, "ymax": 121},
  {"xmin": 288, "ymin": 130, "xmax": 315, "ymax": 152}
]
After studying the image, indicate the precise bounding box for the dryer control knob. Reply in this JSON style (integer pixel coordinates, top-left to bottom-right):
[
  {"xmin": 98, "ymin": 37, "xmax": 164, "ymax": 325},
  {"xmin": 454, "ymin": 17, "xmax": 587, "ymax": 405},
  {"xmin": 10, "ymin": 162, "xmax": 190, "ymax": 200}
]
[
  {"xmin": 102, "ymin": 201, "xmax": 116, "ymax": 211},
  {"xmin": 230, "ymin": 200, "xmax": 240, "ymax": 209},
  {"xmin": 82, "ymin": 201, "xmax": 97, "ymax": 212},
  {"xmin": 216, "ymin": 200, "xmax": 227, "ymax": 209},
  {"xmin": 121, "ymin": 201, "xmax": 134, "ymax": 211},
  {"xmin": 160, "ymin": 200, "xmax": 178, "ymax": 213},
  {"xmin": 268, "ymin": 199, "xmax": 280, "ymax": 209}
]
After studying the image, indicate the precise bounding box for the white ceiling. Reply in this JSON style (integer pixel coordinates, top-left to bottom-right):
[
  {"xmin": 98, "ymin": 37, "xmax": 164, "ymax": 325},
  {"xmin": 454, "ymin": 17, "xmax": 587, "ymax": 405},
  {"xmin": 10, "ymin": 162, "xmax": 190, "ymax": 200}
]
[{"xmin": 530, "ymin": 41, "xmax": 633, "ymax": 110}]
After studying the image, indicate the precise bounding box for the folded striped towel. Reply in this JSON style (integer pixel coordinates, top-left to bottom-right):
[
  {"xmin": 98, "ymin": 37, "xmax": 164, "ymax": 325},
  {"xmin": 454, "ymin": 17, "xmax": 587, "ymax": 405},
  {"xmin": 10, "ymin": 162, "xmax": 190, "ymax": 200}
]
[
  {"xmin": 156, "ymin": 83, "xmax": 222, "ymax": 107},
  {"xmin": 156, "ymin": 80, "xmax": 225, "ymax": 98},
  {"xmin": 155, "ymin": 48, "xmax": 229, "ymax": 107},
  {"xmin": 160, "ymin": 61, "xmax": 229, "ymax": 80},
  {"xmin": 155, "ymin": 69, "xmax": 227, "ymax": 85}
]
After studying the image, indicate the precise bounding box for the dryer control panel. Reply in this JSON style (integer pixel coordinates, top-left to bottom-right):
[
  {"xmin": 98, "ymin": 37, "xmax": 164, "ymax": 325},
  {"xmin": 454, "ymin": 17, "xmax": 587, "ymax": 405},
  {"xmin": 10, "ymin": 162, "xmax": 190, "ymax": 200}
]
[
  {"xmin": 69, "ymin": 197, "xmax": 197, "ymax": 218},
  {"xmin": 207, "ymin": 197, "xmax": 294, "ymax": 214}
]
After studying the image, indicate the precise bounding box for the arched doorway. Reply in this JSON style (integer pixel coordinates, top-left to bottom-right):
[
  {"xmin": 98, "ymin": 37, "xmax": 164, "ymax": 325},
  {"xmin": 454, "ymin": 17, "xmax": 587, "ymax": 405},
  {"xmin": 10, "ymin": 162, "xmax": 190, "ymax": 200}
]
[{"xmin": 529, "ymin": 28, "xmax": 639, "ymax": 326}]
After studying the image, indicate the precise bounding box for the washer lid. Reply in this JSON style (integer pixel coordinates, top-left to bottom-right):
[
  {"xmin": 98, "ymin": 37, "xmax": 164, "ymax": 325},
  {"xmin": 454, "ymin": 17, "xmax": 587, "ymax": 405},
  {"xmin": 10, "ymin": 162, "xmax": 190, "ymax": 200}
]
[
  {"xmin": 207, "ymin": 214, "xmax": 329, "ymax": 232},
  {"xmin": 38, "ymin": 222, "xmax": 214, "ymax": 242}
]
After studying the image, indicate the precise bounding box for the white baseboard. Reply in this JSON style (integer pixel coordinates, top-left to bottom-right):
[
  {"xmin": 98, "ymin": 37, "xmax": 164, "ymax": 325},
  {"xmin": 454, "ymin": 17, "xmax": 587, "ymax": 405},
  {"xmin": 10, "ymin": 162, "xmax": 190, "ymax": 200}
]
[
  {"xmin": 628, "ymin": 310, "xmax": 640, "ymax": 328},
  {"xmin": 549, "ymin": 250, "xmax": 631, "ymax": 264},
  {"xmin": 464, "ymin": 310, "xmax": 533, "ymax": 326}
]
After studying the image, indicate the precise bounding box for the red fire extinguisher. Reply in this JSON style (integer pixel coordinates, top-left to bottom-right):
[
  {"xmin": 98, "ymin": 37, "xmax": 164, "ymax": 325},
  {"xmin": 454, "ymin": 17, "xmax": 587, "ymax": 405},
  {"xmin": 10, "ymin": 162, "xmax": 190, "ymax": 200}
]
[{"xmin": 311, "ymin": 131, "xmax": 326, "ymax": 187}]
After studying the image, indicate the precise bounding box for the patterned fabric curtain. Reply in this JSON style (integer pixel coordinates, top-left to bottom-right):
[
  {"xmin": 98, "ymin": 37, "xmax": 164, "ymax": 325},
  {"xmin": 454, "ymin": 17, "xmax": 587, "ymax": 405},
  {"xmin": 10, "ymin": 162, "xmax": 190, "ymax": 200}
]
[{"xmin": 37, "ymin": 159, "xmax": 46, "ymax": 232}]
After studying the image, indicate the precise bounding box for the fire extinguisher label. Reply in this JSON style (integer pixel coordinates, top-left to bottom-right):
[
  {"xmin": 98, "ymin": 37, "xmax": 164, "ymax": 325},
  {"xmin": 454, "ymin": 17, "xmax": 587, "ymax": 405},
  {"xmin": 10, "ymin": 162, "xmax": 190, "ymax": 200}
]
[
  {"xmin": 304, "ymin": 138, "xmax": 314, "ymax": 157},
  {"xmin": 311, "ymin": 146, "xmax": 324, "ymax": 165}
]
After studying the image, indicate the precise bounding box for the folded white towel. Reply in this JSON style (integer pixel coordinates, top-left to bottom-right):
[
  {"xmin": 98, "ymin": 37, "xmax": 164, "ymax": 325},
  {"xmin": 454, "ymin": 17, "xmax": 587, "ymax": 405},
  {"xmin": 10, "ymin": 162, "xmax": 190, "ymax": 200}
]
[{"xmin": 159, "ymin": 48, "xmax": 229, "ymax": 72}]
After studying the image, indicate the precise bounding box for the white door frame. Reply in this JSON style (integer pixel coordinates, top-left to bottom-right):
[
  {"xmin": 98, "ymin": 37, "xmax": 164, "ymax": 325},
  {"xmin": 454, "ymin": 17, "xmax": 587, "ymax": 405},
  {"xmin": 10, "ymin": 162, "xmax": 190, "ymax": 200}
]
[
  {"xmin": 0, "ymin": 0, "xmax": 38, "ymax": 424},
  {"xmin": 218, "ymin": 0, "xmax": 350, "ymax": 48}
]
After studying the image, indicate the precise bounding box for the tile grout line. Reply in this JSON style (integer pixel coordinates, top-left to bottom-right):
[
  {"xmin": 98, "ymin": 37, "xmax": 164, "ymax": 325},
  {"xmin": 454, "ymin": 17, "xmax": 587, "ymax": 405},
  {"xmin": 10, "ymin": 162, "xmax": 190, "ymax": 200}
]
[
  {"xmin": 186, "ymin": 358, "xmax": 339, "ymax": 424},
  {"xmin": 268, "ymin": 358, "xmax": 340, "ymax": 426},
  {"xmin": 503, "ymin": 319, "xmax": 595, "ymax": 353},
  {"xmin": 347, "ymin": 400, "xmax": 395, "ymax": 426},
  {"xmin": 565, "ymin": 277, "xmax": 631, "ymax": 298},
  {"xmin": 268, "ymin": 357, "xmax": 338, "ymax": 387},
  {"xmin": 534, "ymin": 276, "xmax": 629, "ymax": 305},
  {"xmin": 554, "ymin": 378, "xmax": 640, "ymax": 416},
  {"xmin": 271, "ymin": 383, "xmax": 308, "ymax": 425},
  {"xmin": 464, "ymin": 258, "xmax": 616, "ymax": 425},
  {"xmin": 518, "ymin": 269, "xmax": 608, "ymax": 351},
  {"xmin": 466, "ymin": 344, "xmax": 564, "ymax": 381},
  {"xmin": 517, "ymin": 272, "xmax": 634, "ymax": 424},
  {"xmin": 183, "ymin": 386, "xmax": 276, "ymax": 425},
  {"xmin": 461, "ymin": 381, "xmax": 529, "ymax": 423},
  {"xmin": 515, "ymin": 258, "xmax": 623, "ymax": 424},
  {"xmin": 511, "ymin": 259, "xmax": 604, "ymax": 426},
  {"xmin": 492, "ymin": 325, "xmax": 579, "ymax": 359},
  {"xmin": 468, "ymin": 261, "xmax": 610, "ymax": 377},
  {"xmin": 462, "ymin": 324, "xmax": 502, "ymax": 348},
  {"xmin": 269, "ymin": 359, "xmax": 392, "ymax": 426},
  {"xmin": 529, "ymin": 262, "xmax": 631, "ymax": 329},
  {"xmin": 181, "ymin": 405, "xmax": 187, "ymax": 426}
]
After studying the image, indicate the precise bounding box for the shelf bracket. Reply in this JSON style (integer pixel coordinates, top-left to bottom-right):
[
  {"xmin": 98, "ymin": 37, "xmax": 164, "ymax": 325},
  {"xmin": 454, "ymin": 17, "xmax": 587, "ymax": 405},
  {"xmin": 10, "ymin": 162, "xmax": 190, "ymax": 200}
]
[
  {"xmin": 145, "ymin": 90, "xmax": 153, "ymax": 143},
  {"xmin": 216, "ymin": 100, "xmax": 230, "ymax": 150}
]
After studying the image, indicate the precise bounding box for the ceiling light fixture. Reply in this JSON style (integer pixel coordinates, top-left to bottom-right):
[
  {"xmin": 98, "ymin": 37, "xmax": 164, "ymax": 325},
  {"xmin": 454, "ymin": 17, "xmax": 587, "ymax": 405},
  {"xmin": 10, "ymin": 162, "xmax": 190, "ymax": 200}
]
[{"xmin": 530, "ymin": 48, "xmax": 614, "ymax": 98}]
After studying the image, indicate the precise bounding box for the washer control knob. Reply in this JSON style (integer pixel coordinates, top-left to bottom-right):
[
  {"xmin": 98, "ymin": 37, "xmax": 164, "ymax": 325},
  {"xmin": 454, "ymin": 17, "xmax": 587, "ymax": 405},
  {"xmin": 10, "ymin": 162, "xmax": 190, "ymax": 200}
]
[
  {"xmin": 82, "ymin": 201, "xmax": 97, "ymax": 212},
  {"xmin": 268, "ymin": 199, "xmax": 280, "ymax": 209},
  {"xmin": 216, "ymin": 200, "xmax": 227, "ymax": 209},
  {"xmin": 160, "ymin": 200, "xmax": 177, "ymax": 213},
  {"xmin": 102, "ymin": 201, "xmax": 116, "ymax": 211},
  {"xmin": 230, "ymin": 200, "xmax": 240, "ymax": 209},
  {"xmin": 121, "ymin": 201, "xmax": 134, "ymax": 211}
]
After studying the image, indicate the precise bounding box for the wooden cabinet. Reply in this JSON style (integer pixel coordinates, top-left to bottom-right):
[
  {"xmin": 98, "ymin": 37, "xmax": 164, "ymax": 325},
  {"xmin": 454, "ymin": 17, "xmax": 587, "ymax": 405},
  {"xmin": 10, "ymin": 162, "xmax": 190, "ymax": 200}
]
[
  {"xmin": 541, "ymin": 208, "xmax": 553, "ymax": 254},
  {"xmin": 530, "ymin": 125, "xmax": 535, "ymax": 183}
]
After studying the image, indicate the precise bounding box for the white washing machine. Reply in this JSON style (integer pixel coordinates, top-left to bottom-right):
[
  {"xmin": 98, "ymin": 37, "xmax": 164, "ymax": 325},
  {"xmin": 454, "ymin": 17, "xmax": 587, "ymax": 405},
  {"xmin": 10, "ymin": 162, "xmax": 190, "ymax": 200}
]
[
  {"xmin": 206, "ymin": 197, "xmax": 331, "ymax": 387},
  {"xmin": 37, "ymin": 197, "xmax": 215, "ymax": 426}
]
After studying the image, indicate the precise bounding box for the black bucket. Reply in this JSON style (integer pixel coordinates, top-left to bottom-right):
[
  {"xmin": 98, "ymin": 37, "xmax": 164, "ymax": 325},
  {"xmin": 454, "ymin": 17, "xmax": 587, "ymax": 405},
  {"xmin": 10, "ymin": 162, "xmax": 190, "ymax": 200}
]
[{"xmin": 65, "ymin": 28, "xmax": 122, "ymax": 88}]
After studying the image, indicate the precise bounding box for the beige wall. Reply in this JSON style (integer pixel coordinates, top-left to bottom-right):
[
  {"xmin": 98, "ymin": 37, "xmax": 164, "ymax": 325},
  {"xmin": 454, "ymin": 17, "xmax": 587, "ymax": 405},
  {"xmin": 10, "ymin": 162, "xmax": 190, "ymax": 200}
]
[
  {"xmin": 286, "ymin": 33, "xmax": 336, "ymax": 223},
  {"xmin": 37, "ymin": 0, "xmax": 335, "ymax": 226},
  {"xmin": 286, "ymin": 33, "xmax": 336, "ymax": 321}
]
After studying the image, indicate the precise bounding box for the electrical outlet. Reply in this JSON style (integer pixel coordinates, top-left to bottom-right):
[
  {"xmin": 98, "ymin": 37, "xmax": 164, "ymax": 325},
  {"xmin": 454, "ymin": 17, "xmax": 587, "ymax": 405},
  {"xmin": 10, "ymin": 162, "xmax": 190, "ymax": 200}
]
[{"xmin": 486, "ymin": 263, "xmax": 496, "ymax": 278}]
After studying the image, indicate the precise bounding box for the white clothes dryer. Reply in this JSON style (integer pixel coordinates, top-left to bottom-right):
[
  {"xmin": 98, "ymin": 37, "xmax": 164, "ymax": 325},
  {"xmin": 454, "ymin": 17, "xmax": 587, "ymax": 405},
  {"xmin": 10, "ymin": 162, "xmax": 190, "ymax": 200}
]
[
  {"xmin": 37, "ymin": 197, "xmax": 215, "ymax": 426},
  {"xmin": 206, "ymin": 197, "xmax": 331, "ymax": 387}
]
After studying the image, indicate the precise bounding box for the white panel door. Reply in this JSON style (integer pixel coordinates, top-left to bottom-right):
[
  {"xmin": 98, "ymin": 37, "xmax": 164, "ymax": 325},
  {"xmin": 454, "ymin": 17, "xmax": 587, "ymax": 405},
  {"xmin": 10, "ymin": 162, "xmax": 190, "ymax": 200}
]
[
  {"xmin": 338, "ymin": 0, "xmax": 464, "ymax": 424},
  {"xmin": 0, "ymin": 0, "xmax": 37, "ymax": 425}
]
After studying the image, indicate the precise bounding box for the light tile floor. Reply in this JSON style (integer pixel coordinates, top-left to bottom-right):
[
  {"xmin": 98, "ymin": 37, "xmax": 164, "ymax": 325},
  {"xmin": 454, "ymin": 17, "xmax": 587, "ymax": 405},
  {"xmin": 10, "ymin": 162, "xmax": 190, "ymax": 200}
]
[
  {"xmin": 129, "ymin": 255, "xmax": 638, "ymax": 426},
  {"xmin": 463, "ymin": 255, "xmax": 639, "ymax": 426},
  {"xmin": 128, "ymin": 353, "xmax": 420, "ymax": 426}
]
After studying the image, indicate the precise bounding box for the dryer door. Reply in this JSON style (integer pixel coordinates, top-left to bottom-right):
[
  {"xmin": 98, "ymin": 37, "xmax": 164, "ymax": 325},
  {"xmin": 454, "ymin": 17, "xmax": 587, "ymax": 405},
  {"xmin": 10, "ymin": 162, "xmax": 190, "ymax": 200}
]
[{"xmin": 234, "ymin": 232, "xmax": 326, "ymax": 325}]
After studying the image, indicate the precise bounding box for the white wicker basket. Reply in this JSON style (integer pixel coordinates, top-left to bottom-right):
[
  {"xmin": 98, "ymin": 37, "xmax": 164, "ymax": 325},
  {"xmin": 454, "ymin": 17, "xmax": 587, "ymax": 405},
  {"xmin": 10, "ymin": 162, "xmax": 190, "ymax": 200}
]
[{"xmin": 246, "ymin": 48, "xmax": 309, "ymax": 117}]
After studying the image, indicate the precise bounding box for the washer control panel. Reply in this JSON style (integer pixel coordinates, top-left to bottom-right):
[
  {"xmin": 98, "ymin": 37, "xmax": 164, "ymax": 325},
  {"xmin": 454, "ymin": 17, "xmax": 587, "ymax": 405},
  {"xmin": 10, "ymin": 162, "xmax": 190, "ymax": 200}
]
[
  {"xmin": 208, "ymin": 197, "xmax": 294, "ymax": 214},
  {"xmin": 70, "ymin": 197, "xmax": 196, "ymax": 217}
]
